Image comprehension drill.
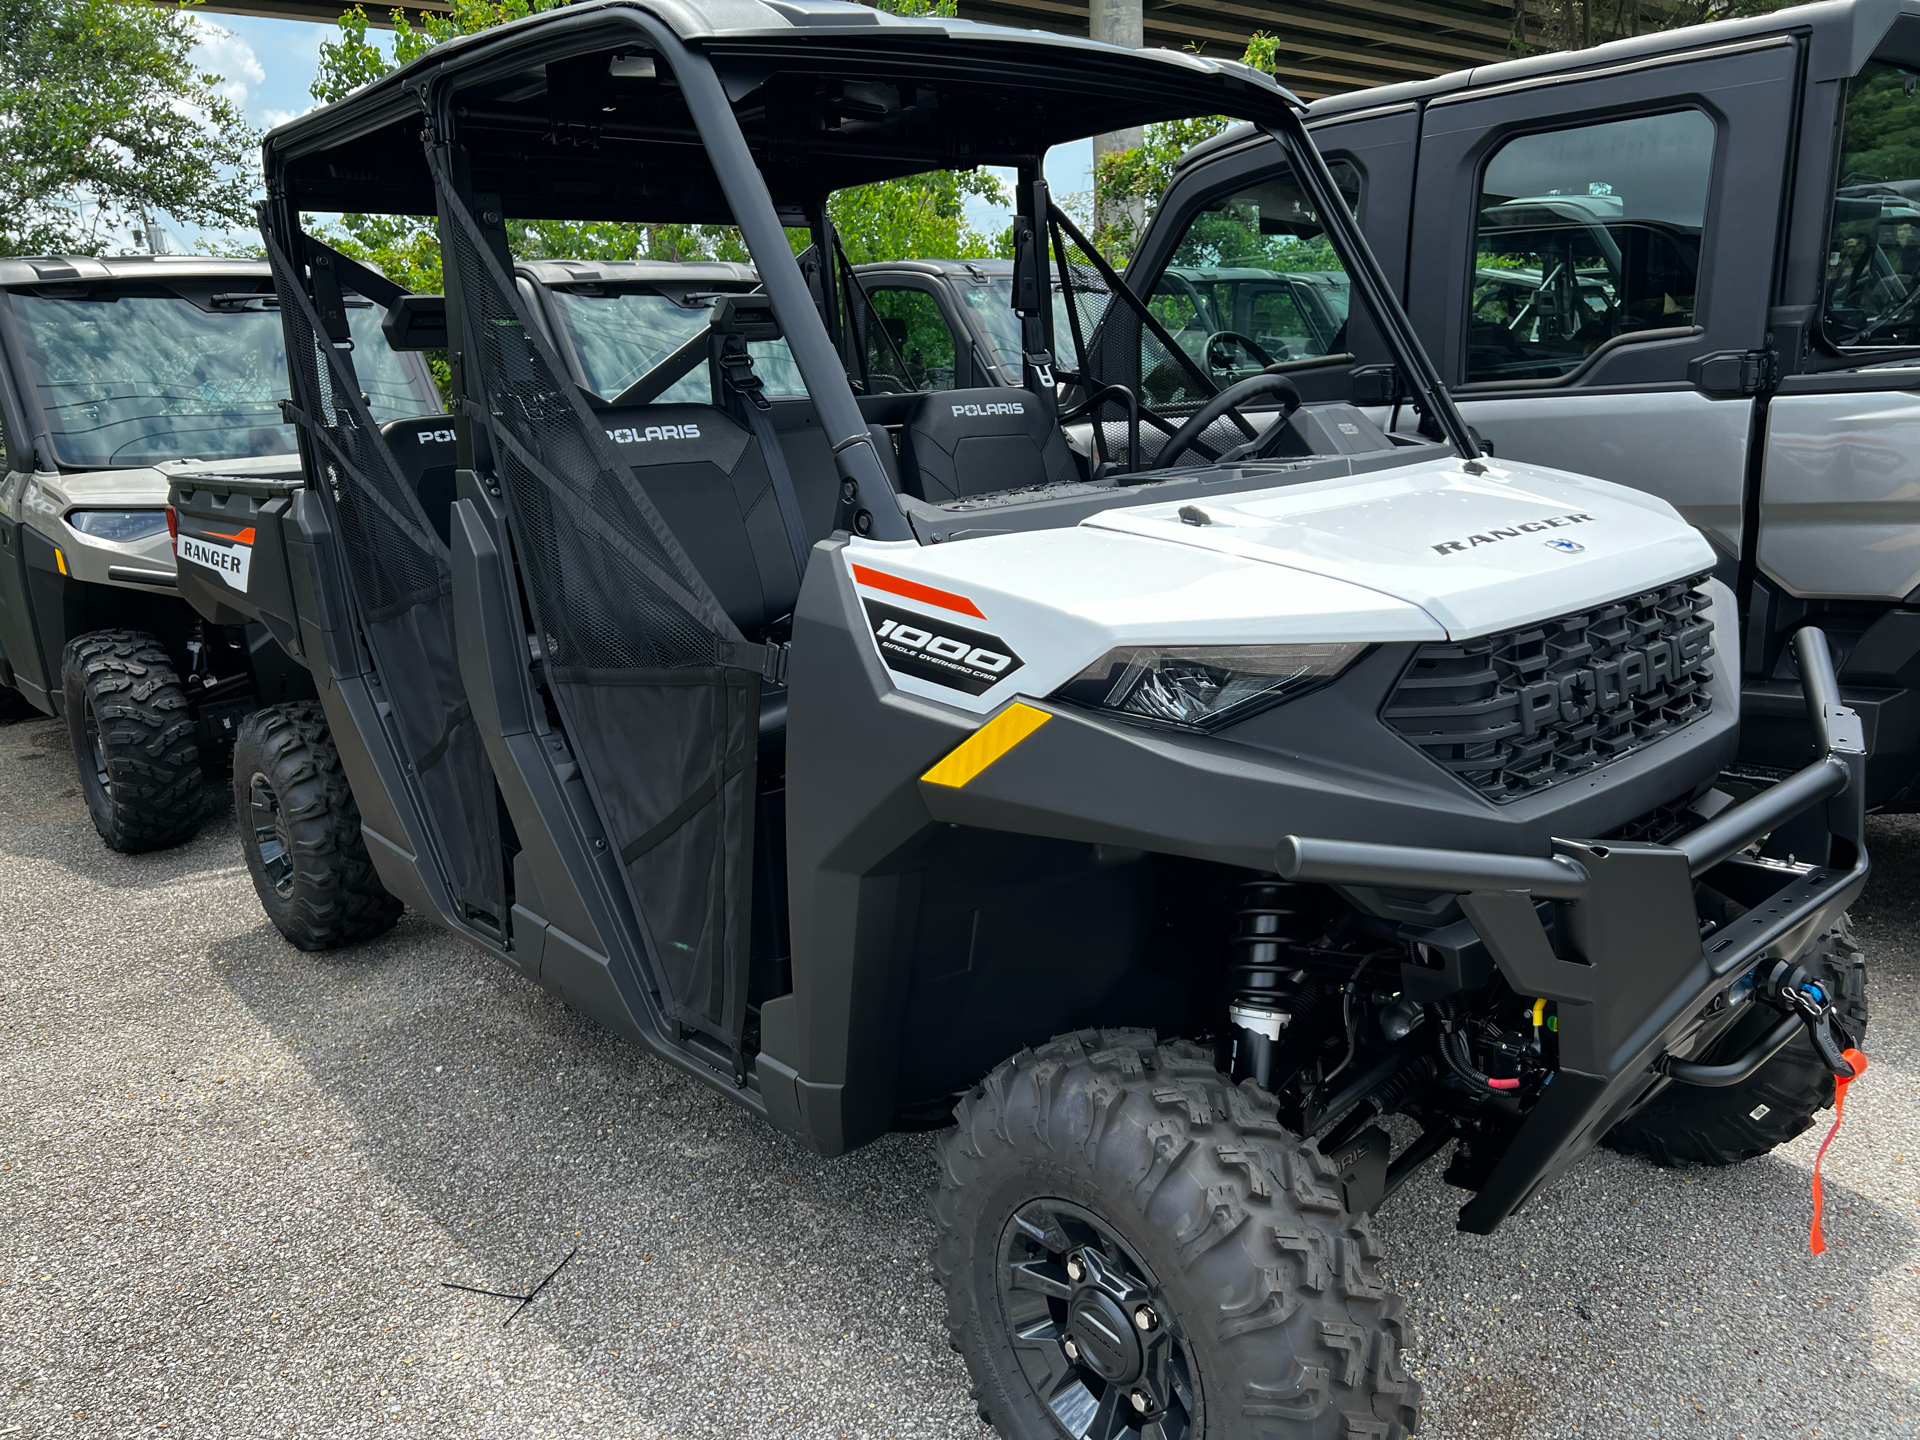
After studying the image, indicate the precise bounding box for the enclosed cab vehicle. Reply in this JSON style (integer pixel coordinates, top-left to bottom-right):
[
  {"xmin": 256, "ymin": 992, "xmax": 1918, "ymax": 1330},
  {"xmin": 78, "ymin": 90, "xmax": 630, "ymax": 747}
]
[
  {"xmin": 0, "ymin": 255, "xmax": 442, "ymax": 851},
  {"xmin": 512, "ymin": 256, "xmax": 805, "ymax": 400},
  {"xmin": 1160, "ymin": 0, "xmax": 1920, "ymax": 816},
  {"xmin": 172, "ymin": 4, "xmax": 1872, "ymax": 1435},
  {"xmin": 850, "ymin": 258, "xmax": 1349, "ymax": 399}
]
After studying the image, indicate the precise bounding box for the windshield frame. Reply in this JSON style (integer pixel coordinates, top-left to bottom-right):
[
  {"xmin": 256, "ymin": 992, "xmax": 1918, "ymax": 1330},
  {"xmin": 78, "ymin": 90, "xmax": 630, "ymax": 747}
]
[{"xmin": 0, "ymin": 279, "xmax": 443, "ymax": 473}]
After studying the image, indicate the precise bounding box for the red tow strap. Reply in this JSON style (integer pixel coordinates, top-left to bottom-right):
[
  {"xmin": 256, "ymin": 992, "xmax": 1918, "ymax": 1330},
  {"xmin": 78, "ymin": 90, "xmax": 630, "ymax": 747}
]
[{"xmin": 1809, "ymin": 1047, "xmax": 1869, "ymax": 1256}]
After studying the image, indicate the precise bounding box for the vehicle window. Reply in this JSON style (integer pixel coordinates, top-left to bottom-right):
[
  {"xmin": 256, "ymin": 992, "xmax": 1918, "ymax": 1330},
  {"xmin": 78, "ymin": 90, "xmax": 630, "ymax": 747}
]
[
  {"xmin": 956, "ymin": 275, "xmax": 1101, "ymax": 384},
  {"xmin": 1470, "ymin": 111, "xmax": 1714, "ymax": 382},
  {"xmin": 862, "ymin": 287, "xmax": 957, "ymax": 393},
  {"xmin": 546, "ymin": 286, "xmax": 804, "ymax": 402},
  {"xmin": 1143, "ymin": 160, "xmax": 1359, "ymax": 403},
  {"xmin": 344, "ymin": 306, "xmax": 426, "ymax": 421},
  {"xmin": 961, "ymin": 279, "xmax": 1023, "ymax": 379},
  {"xmin": 1823, "ymin": 58, "xmax": 1920, "ymax": 349},
  {"xmin": 10, "ymin": 287, "xmax": 427, "ymax": 469}
]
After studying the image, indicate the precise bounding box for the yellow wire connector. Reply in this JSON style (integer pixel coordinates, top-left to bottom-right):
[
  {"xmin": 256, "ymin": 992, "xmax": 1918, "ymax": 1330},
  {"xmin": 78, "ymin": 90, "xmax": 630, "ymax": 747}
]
[
  {"xmin": 921, "ymin": 702, "xmax": 1052, "ymax": 789},
  {"xmin": 1532, "ymin": 997, "xmax": 1547, "ymax": 1030}
]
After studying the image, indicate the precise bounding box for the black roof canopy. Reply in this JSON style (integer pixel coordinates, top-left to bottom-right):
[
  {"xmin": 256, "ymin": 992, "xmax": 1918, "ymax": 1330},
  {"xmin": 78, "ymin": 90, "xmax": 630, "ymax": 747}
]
[{"xmin": 266, "ymin": 0, "xmax": 1299, "ymax": 222}]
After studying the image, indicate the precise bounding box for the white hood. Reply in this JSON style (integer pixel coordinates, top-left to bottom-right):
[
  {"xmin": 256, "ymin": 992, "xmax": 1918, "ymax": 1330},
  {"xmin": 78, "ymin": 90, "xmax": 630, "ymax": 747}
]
[
  {"xmin": 1081, "ymin": 456, "xmax": 1716, "ymax": 639},
  {"xmin": 842, "ymin": 455, "xmax": 1718, "ymax": 716}
]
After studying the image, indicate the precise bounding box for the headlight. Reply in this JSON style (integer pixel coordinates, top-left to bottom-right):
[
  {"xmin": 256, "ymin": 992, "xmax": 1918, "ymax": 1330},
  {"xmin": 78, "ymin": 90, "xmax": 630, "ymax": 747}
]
[
  {"xmin": 66, "ymin": 510, "xmax": 170, "ymax": 543},
  {"xmin": 1055, "ymin": 642, "xmax": 1368, "ymax": 730}
]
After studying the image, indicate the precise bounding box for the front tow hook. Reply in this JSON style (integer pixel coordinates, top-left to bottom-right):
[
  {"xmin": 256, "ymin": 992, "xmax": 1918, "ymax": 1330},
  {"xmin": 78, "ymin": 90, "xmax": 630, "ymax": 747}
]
[
  {"xmin": 1658, "ymin": 962, "xmax": 1858, "ymax": 1087},
  {"xmin": 1783, "ymin": 976, "xmax": 1859, "ymax": 1079}
]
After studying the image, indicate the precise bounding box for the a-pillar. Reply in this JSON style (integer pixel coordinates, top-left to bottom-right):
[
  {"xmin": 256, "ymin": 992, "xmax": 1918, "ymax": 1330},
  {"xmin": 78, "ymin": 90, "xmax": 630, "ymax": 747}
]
[{"xmin": 1090, "ymin": 0, "xmax": 1145, "ymax": 240}]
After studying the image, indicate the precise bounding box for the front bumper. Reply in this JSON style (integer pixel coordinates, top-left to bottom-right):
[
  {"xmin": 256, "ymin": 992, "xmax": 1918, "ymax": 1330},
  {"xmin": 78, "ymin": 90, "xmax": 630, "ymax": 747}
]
[{"xmin": 1276, "ymin": 628, "xmax": 1868, "ymax": 1233}]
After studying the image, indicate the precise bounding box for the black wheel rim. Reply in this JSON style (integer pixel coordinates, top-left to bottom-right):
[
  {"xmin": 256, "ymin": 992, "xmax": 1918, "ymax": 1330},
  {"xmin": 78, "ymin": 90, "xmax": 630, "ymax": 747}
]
[
  {"xmin": 249, "ymin": 774, "xmax": 294, "ymax": 898},
  {"xmin": 996, "ymin": 1199, "xmax": 1201, "ymax": 1440},
  {"xmin": 82, "ymin": 698, "xmax": 111, "ymax": 798}
]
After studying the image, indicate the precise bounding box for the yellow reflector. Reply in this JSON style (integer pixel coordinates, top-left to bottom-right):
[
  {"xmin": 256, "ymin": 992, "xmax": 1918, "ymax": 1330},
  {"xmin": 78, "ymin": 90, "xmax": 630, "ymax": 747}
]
[
  {"xmin": 53, "ymin": 548, "xmax": 67, "ymax": 576},
  {"xmin": 921, "ymin": 702, "xmax": 1052, "ymax": 789}
]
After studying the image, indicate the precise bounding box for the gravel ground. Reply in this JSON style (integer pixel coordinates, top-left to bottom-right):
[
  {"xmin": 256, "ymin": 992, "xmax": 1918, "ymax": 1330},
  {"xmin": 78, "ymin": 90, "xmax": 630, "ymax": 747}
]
[{"xmin": 1, "ymin": 709, "xmax": 1915, "ymax": 1440}]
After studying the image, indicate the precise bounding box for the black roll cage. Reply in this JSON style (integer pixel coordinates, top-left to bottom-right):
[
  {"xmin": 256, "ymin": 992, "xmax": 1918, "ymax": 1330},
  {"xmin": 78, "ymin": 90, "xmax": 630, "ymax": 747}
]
[{"xmin": 259, "ymin": 0, "xmax": 1480, "ymax": 539}]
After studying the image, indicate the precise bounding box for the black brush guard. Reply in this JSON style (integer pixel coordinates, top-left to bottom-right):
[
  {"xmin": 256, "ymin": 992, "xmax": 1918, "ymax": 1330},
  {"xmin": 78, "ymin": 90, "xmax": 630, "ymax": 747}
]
[{"xmin": 1276, "ymin": 628, "xmax": 1868, "ymax": 1233}]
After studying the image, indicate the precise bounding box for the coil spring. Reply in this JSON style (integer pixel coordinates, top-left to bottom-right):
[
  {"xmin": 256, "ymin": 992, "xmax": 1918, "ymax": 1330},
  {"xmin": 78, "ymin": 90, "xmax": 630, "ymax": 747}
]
[{"xmin": 1227, "ymin": 880, "xmax": 1323, "ymax": 1089}]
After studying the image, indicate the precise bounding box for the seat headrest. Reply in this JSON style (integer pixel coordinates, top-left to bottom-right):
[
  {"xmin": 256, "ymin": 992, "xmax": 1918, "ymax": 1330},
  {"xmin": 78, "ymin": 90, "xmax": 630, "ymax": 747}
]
[{"xmin": 378, "ymin": 416, "xmax": 457, "ymax": 476}]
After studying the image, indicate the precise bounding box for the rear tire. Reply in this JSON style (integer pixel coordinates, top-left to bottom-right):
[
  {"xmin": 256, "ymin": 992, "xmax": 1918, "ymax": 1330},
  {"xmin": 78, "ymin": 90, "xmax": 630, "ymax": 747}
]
[
  {"xmin": 232, "ymin": 701, "xmax": 400, "ymax": 950},
  {"xmin": 1604, "ymin": 923, "xmax": 1868, "ymax": 1167},
  {"xmin": 61, "ymin": 629, "xmax": 202, "ymax": 852},
  {"xmin": 932, "ymin": 1029, "xmax": 1420, "ymax": 1440}
]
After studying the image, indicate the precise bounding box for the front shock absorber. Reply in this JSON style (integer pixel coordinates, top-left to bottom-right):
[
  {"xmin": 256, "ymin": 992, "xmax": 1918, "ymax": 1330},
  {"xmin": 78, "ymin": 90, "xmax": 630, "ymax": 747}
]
[{"xmin": 1227, "ymin": 880, "xmax": 1321, "ymax": 1091}]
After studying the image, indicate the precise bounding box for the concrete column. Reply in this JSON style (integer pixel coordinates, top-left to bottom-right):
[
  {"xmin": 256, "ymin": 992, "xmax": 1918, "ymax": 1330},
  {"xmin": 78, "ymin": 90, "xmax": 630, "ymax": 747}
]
[{"xmin": 1090, "ymin": 0, "xmax": 1145, "ymax": 240}]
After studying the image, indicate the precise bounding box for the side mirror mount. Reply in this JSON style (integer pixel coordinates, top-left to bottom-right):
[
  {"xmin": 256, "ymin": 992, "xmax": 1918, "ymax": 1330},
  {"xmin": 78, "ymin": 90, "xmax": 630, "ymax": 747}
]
[{"xmin": 381, "ymin": 294, "xmax": 448, "ymax": 352}]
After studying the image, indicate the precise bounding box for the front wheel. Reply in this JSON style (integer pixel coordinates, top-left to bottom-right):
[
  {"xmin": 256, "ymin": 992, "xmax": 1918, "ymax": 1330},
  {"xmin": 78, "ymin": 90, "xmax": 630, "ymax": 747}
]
[
  {"xmin": 932, "ymin": 1030, "xmax": 1420, "ymax": 1440},
  {"xmin": 232, "ymin": 702, "xmax": 400, "ymax": 951},
  {"xmin": 62, "ymin": 629, "xmax": 202, "ymax": 852},
  {"xmin": 1605, "ymin": 922, "xmax": 1869, "ymax": 1167}
]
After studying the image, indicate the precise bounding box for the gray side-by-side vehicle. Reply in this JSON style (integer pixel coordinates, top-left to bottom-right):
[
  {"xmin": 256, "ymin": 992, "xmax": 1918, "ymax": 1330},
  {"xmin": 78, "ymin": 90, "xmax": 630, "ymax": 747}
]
[
  {"xmin": 0, "ymin": 255, "xmax": 442, "ymax": 850},
  {"xmin": 165, "ymin": 4, "xmax": 1869, "ymax": 1436},
  {"xmin": 1153, "ymin": 0, "xmax": 1920, "ymax": 817}
]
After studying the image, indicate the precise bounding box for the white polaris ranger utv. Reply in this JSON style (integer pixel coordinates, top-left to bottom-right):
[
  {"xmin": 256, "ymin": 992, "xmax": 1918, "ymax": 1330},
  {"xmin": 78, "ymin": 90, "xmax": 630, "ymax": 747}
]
[{"xmin": 170, "ymin": 5, "xmax": 1868, "ymax": 1436}]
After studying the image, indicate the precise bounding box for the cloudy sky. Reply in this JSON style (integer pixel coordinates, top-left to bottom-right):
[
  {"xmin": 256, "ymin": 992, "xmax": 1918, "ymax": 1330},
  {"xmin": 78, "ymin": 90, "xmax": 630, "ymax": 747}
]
[
  {"xmin": 177, "ymin": 10, "xmax": 1089, "ymax": 252},
  {"xmin": 189, "ymin": 11, "xmax": 329, "ymax": 134}
]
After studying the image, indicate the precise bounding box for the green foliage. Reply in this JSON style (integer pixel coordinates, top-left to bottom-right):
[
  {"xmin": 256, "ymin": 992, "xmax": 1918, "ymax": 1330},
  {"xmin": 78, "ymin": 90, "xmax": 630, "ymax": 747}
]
[
  {"xmin": 830, "ymin": 168, "xmax": 1009, "ymax": 265},
  {"xmin": 864, "ymin": 286, "xmax": 957, "ymax": 389},
  {"xmin": 1837, "ymin": 61, "xmax": 1920, "ymax": 188},
  {"xmin": 1167, "ymin": 206, "xmax": 1342, "ymax": 273},
  {"xmin": 1088, "ymin": 36, "xmax": 1283, "ymax": 263},
  {"xmin": 0, "ymin": 0, "xmax": 260, "ymax": 257}
]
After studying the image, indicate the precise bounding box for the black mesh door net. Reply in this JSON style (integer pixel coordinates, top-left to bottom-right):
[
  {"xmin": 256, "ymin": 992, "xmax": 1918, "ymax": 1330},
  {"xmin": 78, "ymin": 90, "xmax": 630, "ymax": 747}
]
[
  {"xmin": 262, "ymin": 223, "xmax": 506, "ymax": 931},
  {"xmin": 431, "ymin": 148, "xmax": 765, "ymax": 1052}
]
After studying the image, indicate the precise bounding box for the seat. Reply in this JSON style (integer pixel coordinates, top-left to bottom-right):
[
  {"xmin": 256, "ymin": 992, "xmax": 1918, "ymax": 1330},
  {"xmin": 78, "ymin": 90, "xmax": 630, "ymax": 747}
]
[
  {"xmin": 378, "ymin": 416, "xmax": 458, "ymax": 544},
  {"xmin": 895, "ymin": 387, "xmax": 1080, "ymax": 503},
  {"xmin": 595, "ymin": 403, "xmax": 804, "ymax": 639}
]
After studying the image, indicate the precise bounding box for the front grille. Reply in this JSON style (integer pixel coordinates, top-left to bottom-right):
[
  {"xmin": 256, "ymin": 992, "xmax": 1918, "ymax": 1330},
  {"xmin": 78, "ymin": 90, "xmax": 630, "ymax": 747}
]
[{"xmin": 1382, "ymin": 575, "xmax": 1716, "ymax": 803}]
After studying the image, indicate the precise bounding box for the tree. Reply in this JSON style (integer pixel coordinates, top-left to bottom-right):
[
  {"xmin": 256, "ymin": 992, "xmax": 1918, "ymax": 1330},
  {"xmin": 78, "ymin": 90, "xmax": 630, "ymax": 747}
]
[
  {"xmin": 1088, "ymin": 39, "xmax": 1283, "ymax": 264},
  {"xmin": 0, "ymin": 0, "xmax": 259, "ymax": 257}
]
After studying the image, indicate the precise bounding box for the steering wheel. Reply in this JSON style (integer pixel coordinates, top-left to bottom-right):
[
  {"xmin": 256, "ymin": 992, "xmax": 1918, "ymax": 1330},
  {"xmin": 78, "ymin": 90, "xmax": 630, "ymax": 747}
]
[
  {"xmin": 1205, "ymin": 329, "xmax": 1277, "ymax": 375},
  {"xmin": 1153, "ymin": 373, "xmax": 1304, "ymax": 470}
]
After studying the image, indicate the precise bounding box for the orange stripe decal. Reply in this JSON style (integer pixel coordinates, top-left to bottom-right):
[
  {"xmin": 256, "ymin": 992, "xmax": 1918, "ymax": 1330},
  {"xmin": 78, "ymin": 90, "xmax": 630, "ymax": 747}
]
[
  {"xmin": 851, "ymin": 563, "xmax": 985, "ymax": 619},
  {"xmin": 203, "ymin": 527, "xmax": 256, "ymax": 545}
]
